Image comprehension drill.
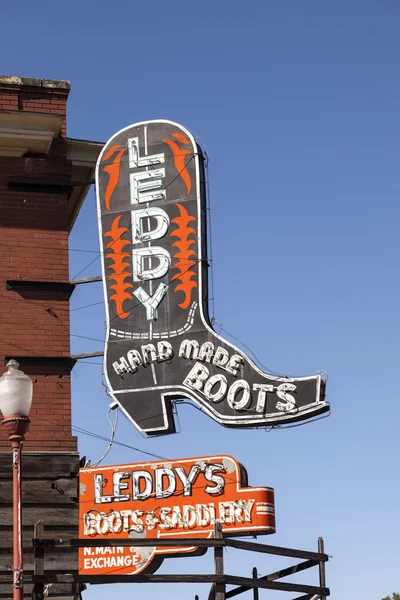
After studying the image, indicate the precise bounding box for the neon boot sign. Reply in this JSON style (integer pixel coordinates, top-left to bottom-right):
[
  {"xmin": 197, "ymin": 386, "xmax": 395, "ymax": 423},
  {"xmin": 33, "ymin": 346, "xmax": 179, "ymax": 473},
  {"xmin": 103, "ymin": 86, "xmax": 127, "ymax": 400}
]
[{"xmin": 96, "ymin": 120, "xmax": 329, "ymax": 436}]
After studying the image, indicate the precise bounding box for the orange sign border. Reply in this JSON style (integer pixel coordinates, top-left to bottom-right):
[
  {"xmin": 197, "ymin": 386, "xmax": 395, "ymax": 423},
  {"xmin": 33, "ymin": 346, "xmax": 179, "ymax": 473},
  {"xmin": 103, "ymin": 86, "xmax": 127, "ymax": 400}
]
[{"xmin": 79, "ymin": 454, "xmax": 275, "ymax": 576}]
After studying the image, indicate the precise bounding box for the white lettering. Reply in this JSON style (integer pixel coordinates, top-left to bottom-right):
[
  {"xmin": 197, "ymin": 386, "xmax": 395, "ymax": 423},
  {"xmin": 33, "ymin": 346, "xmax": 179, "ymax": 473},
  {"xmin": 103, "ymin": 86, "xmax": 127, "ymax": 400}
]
[
  {"xmin": 212, "ymin": 346, "xmax": 230, "ymax": 369},
  {"xmin": 132, "ymin": 471, "xmax": 153, "ymax": 501},
  {"xmin": 171, "ymin": 506, "xmax": 185, "ymax": 528},
  {"xmin": 276, "ymin": 383, "xmax": 297, "ymax": 413},
  {"xmin": 130, "ymin": 169, "xmax": 166, "ymax": 204},
  {"xmin": 227, "ymin": 380, "xmax": 251, "ymax": 410},
  {"xmin": 132, "ymin": 248, "xmax": 171, "ymax": 282},
  {"xmin": 179, "ymin": 339, "xmax": 200, "ymax": 359},
  {"xmin": 241, "ymin": 499, "xmax": 254, "ymax": 521},
  {"xmin": 253, "ymin": 383, "xmax": 274, "ymax": 413},
  {"xmin": 84, "ymin": 512, "xmax": 96, "ymax": 535},
  {"xmin": 157, "ymin": 341, "xmax": 173, "ymax": 362},
  {"xmin": 204, "ymin": 374, "xmax": 228, "ymax": 403},
  {"xmin": 204, "ymin": 464, "xmax": 225, "ymax": 495},
  {"xmin": 155, "ymin": 468, "xmax": 176, "ymax": 499},
  {"xmin": 120, "ymin": 510, "xmax": 132, "ymax": 532},
  {"xmin": 175, "ymin": 465, "xmax": 201, "ymax": 496},
  {"xmin": 108, "ymin": 511, "xmax": 122, "ymax": 533},
  {"xmin": 133, "ymin": 283, "xmax": 169, "ymax": 320},
  {"xmin": 126, "ymin": 349, "xmax": 143, "ymax": 373},
  {"xmin": 183, "ymin": 505, "xmax": 198, "ymax": 528},
  {"xmin": 141, "ymin": 344, "xmax": 157, "ymax": 365},
  {"xmin": 196, "ymin": 504, "xmax": 211, "ymax": 527},
  {"xmin": 159, "ymin": 507, "xmax": 173, "ymax": 529},
  {"xmin": 112, "ymin": 357, "xmax": 130, "ymax": 375},
  {"xmin": 128, "ymin": 137, "xmax": 165, "ymax": 169},
  {"xmin": 183, "ymin": 362, "xmax": 209, "ymax": 391},
  {"xmin": 198, "ymin": 341, "xmax": 214, "ymax": 362},
  {"xmin": 132, "ymin": 207, "xmax": 169, "ymax": 243},
  {"xmin": 83, "ymin": 499, "xmax": 254, "ymax": 538},
  {"xmin": 94, "ymin": 474, "xmax": 112, "ymax": 504},
  {"xmin": 113, "ymin": 472, "xmax": 130, "ymax": 503},
  {"xmin": 226, "ymin": 354, "xmax": 244, "ymax": 376}
]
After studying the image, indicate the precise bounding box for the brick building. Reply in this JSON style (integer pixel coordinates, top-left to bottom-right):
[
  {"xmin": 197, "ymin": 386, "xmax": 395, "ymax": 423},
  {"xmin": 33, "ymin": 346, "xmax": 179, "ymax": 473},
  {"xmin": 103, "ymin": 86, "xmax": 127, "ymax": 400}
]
[{"xmin": 0, "ymin": 76, "xmax": 103, "ymax": 599}]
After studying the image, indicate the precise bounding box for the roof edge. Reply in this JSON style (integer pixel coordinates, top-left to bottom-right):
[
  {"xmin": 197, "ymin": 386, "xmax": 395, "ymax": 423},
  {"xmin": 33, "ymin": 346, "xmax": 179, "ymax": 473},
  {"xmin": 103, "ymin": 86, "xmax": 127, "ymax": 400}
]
[{"xmin": 0, "ymin": 75, "xmax": 70, "ymax": 90}]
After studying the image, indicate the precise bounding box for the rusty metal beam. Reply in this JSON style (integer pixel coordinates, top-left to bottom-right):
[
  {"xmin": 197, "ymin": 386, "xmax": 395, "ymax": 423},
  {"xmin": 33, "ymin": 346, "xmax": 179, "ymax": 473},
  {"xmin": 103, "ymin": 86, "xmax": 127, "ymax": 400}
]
[
  {"xmin": 226, "ymin": 560, "xmax": 317, "ymax": 598},
  {"xmin": 32, "ymin": 573, "xmax": 329, "ymax": 596},
  {"xmin": 32, "ymin": 537, "xmax": 328, "ymax": 563},
  {"xmin": 69, "ymin": 276, "xmax": 102, "ymax": 285}
]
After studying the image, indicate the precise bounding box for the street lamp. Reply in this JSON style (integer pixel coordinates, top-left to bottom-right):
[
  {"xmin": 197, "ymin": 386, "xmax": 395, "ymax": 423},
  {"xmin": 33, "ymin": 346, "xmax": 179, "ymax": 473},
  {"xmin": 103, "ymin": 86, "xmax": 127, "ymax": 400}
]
[{"xmin": 0, "ymin": 360, "xmax": 33, "ymax": 600}]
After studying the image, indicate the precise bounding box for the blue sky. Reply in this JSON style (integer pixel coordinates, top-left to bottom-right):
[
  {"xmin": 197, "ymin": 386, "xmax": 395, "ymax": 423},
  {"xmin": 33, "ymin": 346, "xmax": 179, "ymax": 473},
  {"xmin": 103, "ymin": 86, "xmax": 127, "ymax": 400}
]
[{"xmin": 2, "ymin": 1, "xmax": 400, "ymax": 598}]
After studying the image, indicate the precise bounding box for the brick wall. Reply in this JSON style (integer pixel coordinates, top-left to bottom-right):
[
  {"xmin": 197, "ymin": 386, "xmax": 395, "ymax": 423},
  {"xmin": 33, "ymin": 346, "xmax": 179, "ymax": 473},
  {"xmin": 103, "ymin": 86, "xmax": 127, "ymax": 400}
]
[
  {"xmin": 0, "ymin": 78, "xmax": 77, "ymax": 451},
  {"xmin": 0, "ymin": 77, "xmax": 69, "ymax": 134}
]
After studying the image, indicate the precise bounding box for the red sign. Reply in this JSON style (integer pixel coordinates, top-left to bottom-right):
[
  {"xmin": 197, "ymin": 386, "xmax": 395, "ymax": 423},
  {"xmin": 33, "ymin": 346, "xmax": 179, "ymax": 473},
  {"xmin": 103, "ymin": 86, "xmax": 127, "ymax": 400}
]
[{"xmin": 79, "ymin": 455, "xmax": 275, "ymax": 575}]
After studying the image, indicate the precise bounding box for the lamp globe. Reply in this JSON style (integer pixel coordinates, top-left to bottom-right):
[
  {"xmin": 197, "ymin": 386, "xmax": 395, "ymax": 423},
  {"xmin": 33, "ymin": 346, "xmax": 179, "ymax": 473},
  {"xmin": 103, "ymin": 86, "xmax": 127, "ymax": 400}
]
[{"xmin": 0, "ymin": 360, "xmax": 33, "ymax": 418}]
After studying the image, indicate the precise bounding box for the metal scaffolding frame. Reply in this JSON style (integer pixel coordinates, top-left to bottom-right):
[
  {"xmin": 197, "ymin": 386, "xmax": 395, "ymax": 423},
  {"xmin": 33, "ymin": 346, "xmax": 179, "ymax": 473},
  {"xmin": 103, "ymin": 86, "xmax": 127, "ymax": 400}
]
[{"xmin": 32, "ymin": 522, "xmax": 329, "ymax": 599}]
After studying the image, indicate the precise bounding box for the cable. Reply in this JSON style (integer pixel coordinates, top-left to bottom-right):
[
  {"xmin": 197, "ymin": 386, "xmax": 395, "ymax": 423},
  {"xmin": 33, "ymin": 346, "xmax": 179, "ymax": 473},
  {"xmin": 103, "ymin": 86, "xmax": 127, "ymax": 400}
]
[
  {"xmin": 75, "ymin": 361, "xmax": 103, "ymax": 365},
  {"xmin": 70, "ymin": 300, "xmax": 104, "ymax": 312},
  {"xmin": 0, "ymin": 315, "xmax": 105, "ymax": 344},
  {"xmin": 211, "ymin": 318, "xmax": 289, "ymax": 378},
  {"xmin": 0, "ymin": 239, "xmax": 203, "ymax": 258},
  {"xmin": 0, "ymin": 149, "xmax": 199, "ymax": 183},
  {"xmin": 31, "ymin": 413, "xmax": 168, "ymax": 461},
  {"xmin": 273, "ymin": 411, "xmax": 330, "ymax": 429},
  {"xmin": 108, "ymin": 258, "xmax": 202, "ymax": 325},
  {"xmin": 0, "ymin": 313, "xmax": 321, "ymax": 393},
  {"xmin": 87, "ymin": 406, "xmax": 119, "ymax": 468},
  {"xmin": 71, "ymin": 153, "xmax": 198, "ymax": 279},
  {"xmin": 205, "ymin": 155, "xmax": 216, "ymax": 322},
  {"xmin": 0, "ymin": 241, "xmax": 102, "ymax": 254},
  {"xmin": 0, "ymin": 314, "xmax": 315, "ymax": 384},
  {"xmin": 30, "ymin": 413, "xmax": 253, "ymax": 496}
]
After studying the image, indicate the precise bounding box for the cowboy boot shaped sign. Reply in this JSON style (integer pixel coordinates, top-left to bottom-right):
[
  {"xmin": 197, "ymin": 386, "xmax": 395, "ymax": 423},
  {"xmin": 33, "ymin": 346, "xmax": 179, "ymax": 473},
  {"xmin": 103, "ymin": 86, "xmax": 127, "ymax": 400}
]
[{"xmin": 96, "ymin": 120, "xmax": 329, "ymax": 436}]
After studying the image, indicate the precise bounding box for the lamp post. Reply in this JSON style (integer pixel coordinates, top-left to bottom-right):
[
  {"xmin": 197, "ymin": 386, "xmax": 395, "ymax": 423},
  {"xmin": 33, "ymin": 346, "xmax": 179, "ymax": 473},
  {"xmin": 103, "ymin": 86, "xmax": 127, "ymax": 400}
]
[{"xmin": 0, "ymin": 360, "xmax": 32, "ymax": 600}]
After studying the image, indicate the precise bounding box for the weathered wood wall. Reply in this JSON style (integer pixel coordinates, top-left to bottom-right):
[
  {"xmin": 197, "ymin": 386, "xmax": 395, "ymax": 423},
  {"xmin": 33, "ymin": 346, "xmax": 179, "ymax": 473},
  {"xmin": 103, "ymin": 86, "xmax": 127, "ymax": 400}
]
[{"xmin": 0, "ymin": 452, "xmax": 81, "ymax": 599}]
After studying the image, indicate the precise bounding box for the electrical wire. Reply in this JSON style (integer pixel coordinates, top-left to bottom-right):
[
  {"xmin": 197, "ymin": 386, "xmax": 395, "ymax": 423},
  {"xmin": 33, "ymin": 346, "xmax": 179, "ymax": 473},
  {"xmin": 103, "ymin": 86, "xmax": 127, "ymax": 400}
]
[
  {"xmin": 3, "ymin": 334, "xmax": 327, "ymax": 433},
  {"xmin": 70, "ymin": 300, "xmax": 104, "ymax": 312},
  {"xmin": 0, "ymin": 241, "xmax": 102, "ymax": 254},
  {"xmin": 31, "ymin": 413, "xmax": 168, "ymax": 461},
  {"xmin": 108, "ymin": 258, "xmax": 202, "ymax": 325},
  {"xmin": 205, "ymin": 154, "xmax": 216, "ymax": 322},
  {"xmin": 211, "ymin": 318, "xmax": 289, "ymax": 378},
  {"xmin": 30, "ymin": 413, "xmax": 256, "ymax": 494},
  {"xmin": 0, "ymin": 319, "xmax": 104, "ymax": 346},
  {"xmin": 0, "ymin": 146, "xmax": 323, "ymax": 398},
  {"xmin": 75, "ymin": 360, "xmax": 103, "ymax": 365},
  {"xmin": 0, "ymin": 290, "xmax": 103, "ymax": 326},
  {"xmin": 0, "ymin": 311, "xmax": 317, "ymax": 383},
  {"xmin": 71, "ymin": 153, "xmax": 198, "ymax": 279},
  {"xmin": 86, "ymin": 406, "xmax": 119, "ymax": 468},
  {"xmin": 0, "ymin": 150, "xmax": 199, "ymax": 183},
  {"xmin": 0, "ymin": 239, "xmax": 204, "ymax": 258},
  {"xmin": 272, "ymin": 411, "xmax": 330, "ymax": 429}
]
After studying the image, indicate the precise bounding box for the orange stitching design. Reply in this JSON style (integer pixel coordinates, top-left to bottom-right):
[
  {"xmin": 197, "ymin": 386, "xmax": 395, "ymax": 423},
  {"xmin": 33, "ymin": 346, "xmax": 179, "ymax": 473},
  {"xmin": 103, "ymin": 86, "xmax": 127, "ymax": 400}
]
[
  {"xmin": 171, "ymin": 132, "xmax": 191, "ymax": 144},
  {"xmin": 170, "ymin": 203, "xmax": 197, "ymax": 309},
  {"xmin": 104, "ymin": 215, "xmax": 133, "ymax": 319},
  {"xmin": 102, "ymin": 145, "xmax": 127, "ymax": 210}
]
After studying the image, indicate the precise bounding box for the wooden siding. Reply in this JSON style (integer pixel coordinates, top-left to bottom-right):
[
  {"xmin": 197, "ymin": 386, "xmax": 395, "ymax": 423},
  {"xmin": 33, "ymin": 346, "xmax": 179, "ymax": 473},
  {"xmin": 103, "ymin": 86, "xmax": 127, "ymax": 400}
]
[{"xmin": 0, "ymin": 452, "xmax": 81, "ymax": 599}]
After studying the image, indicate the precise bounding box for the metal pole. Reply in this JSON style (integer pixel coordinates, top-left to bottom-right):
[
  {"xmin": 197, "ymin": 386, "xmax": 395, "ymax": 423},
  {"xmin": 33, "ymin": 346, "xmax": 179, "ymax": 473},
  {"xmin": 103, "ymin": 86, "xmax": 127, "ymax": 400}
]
[
  {"xmin": 214, "ymin": 522, "xmax": 225, "ymax": 600},
  {"xmin": 12, "ymin": 441, "xmax": 23, "ymax": 600},
  {"xmin": 318, "ymin": 537, "xmax": 326, "ymax": 600},
  {"xmin": 252, "ymin": 568, "xmax": 259, "ymax": 600},
  {"xmin": 33, "ymin": 521, "xmax": 44, "ymax": 600}
]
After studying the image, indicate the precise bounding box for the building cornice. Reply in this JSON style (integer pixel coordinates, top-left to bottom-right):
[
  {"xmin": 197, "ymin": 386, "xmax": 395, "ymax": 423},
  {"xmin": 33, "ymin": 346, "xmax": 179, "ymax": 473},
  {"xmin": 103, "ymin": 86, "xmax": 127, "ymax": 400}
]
[
  {"xmin": 66, "ymin": 137, "xmax": 104, "ymax": 230},
  {"xmin": 0, "ymin": 75, "xmax": 70, "ymax": 90},
  {"xmin": 0, "ymin": 110, "xmax": 63, "ymax": 156}
]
